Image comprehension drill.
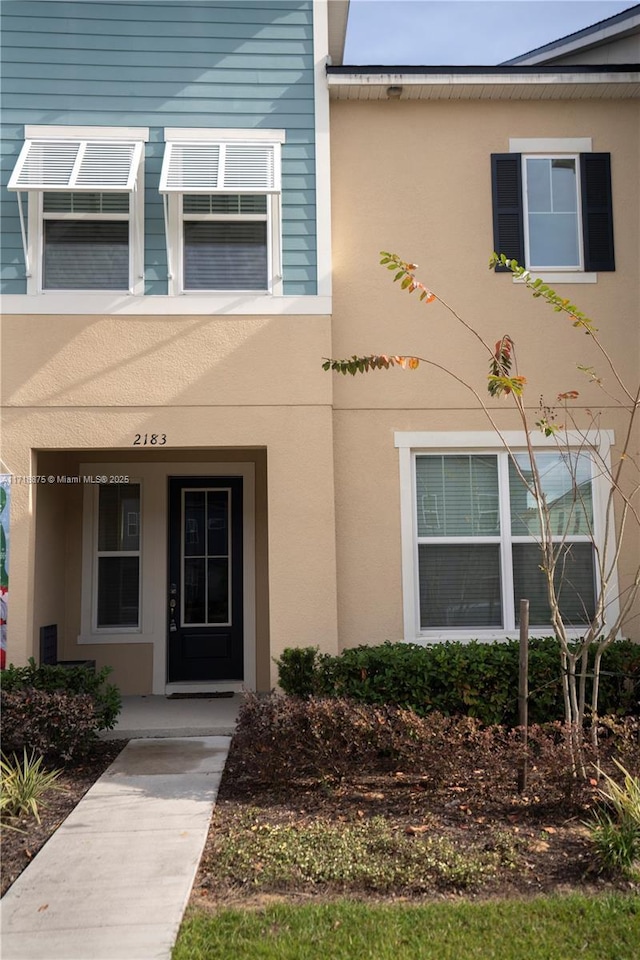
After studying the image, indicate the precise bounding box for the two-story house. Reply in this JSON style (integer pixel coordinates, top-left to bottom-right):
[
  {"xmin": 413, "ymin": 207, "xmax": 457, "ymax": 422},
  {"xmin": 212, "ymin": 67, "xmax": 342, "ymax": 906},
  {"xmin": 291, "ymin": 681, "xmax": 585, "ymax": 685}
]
[{"xmin": 1, "ymin": 2, "xmax": 638, "ymax": 694}]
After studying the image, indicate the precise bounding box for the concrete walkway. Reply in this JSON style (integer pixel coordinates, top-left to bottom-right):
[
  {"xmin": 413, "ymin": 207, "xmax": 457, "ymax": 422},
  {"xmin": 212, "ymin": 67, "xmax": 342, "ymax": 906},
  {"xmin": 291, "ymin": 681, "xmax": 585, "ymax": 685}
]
[{"xmin": 1, "ymin": 735, "xmax": 231, "ymax": 960}]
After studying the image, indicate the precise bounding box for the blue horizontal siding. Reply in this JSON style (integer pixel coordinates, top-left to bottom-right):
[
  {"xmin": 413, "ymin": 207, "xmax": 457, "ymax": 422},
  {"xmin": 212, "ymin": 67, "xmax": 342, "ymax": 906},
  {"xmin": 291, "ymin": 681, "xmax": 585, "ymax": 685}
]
[
  {"xmin": 11, "ymin": 1, "xmax": 312, "ymax": 28},
  {"xmin": 1, "ymin": 0, "xmax": 318, "ymax": 296},
  {"xmin": 5, "ymin": 80, "xmax": 315, "ymax": 100},
  {"xmin": 3, "ymin": 34, "xmax": 312, "ymax": 56},
  {"xmin": 6, "ymin": 64, "xmax": 312, "ymax": 86},
  {"xmin": 2, "ymin": 50, "xmax": 313, "ymax": 72}
]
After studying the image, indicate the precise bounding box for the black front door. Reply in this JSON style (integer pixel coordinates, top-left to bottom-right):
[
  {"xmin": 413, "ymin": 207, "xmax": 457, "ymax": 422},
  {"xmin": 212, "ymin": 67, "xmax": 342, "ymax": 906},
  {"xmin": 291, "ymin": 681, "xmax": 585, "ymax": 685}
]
[{"xmin": 168, "ymin": 477, "xmax": 243, "ymax": 682}]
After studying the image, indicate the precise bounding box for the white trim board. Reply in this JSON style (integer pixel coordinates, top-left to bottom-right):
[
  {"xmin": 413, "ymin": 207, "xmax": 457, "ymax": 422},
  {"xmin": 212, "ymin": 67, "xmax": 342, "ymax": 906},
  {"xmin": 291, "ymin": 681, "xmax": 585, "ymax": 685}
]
[
  {"xmin": 25, "ymin": 125, "xmax": 149, "ymax": 141},
  {"xmin": 2, "ymin": 293, "xmax": 332, "ymax": 315},
  {"xmin": 313, "ymin": 0, "xmax": 333, "ymax": 299},
  {"xmin": 509, "ymin": 138, "xmax": 592, "ymax": 153}
]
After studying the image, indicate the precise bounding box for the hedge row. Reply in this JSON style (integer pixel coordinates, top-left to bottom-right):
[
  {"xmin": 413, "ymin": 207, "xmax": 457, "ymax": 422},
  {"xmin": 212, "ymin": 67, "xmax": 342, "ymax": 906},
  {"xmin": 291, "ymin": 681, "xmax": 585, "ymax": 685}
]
[
  {"xmin": 1, "ymin": 658, "xmax": 122, "ymax": 760},
  {"xmin": 229, "ymin": 692, "xmax": 640, "ymax": 803},
  {"xmin": 1, "ymin": 689, "xmax": 99, "ymax": 761},
  {"xmin": 276, "ymin": 638, "xmax": 640, "ymax": 727}
]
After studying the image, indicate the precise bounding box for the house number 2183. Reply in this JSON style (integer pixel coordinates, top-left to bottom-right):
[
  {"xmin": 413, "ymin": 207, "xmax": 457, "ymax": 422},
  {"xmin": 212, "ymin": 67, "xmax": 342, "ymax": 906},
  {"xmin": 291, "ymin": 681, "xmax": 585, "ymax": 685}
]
[{"xmin": 133, "ymin": 434, "xmax": 167, "ymax": 446}]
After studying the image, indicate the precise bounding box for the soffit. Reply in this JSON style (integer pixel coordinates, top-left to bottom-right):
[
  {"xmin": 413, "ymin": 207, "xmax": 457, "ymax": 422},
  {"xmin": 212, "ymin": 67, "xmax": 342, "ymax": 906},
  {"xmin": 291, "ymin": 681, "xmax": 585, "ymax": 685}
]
[{"xmin": 327, "ymin": 70, "xmax": 640, "ymax": 100}]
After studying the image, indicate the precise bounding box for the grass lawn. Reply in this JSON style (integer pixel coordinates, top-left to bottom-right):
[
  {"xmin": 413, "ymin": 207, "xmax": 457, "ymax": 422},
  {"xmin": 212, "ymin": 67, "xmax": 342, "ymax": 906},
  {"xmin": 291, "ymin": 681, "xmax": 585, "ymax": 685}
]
[{"xmin": 174, "ymin": 894, "xmax": 640, "ymax": 960}]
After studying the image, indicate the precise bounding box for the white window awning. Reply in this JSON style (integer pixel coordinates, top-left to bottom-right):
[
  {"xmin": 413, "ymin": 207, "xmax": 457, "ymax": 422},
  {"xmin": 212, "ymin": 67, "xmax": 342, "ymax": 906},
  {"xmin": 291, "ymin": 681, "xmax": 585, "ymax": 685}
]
[
  {"xmin": 8, "ymin": 140, "xmax": 144, "ymax": 192},
  {"xmin": 159, "ymin": 141, "xmax": 280, "ymax": 194}
]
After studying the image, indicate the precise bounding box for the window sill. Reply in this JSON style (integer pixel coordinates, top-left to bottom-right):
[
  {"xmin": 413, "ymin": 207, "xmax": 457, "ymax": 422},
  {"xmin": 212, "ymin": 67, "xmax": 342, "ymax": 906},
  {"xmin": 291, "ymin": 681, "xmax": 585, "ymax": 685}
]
[
  {"xmin": 513, "ymin": 272, "xmax": 597, "ymax": 285},
  {"xmin": 2, "ymin": 292, "xmax": 332, "ymax": 315},
  {"xmin": 410, "ymin": 629, "xmax": 594, "ymax": 644},
  {"xmin": 78, "ymin": 633, "xmax": 151, "ymax": 645}
]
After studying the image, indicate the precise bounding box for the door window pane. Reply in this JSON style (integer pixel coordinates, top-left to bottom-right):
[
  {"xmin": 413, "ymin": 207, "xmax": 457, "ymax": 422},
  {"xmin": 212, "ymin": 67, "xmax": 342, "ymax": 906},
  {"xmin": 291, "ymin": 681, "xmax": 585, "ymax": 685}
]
[
  {"xmin": 184, "ymin": 491, "xmax": 205, "ymax": 556},
  {"xmin": 207, "ymin": 491, "xmax": 229, "ymax": 556},
  {"xmin": 418, "ymin": 544, "xmax": 502, "ymax": 628},
  {"xmin": 207, "ymin": 558, "xmax": 229, "ymax": 623},
  {"xmin": 184, "ymin": 558, "xmax": 206, "ymax": 624},
  {"xmin": 416, "ymin": 455, "xmax": 499, "ymax": 537},
  {"xmin": 182, "ymin": 488, "xmax": 231, "ymax": 625}
]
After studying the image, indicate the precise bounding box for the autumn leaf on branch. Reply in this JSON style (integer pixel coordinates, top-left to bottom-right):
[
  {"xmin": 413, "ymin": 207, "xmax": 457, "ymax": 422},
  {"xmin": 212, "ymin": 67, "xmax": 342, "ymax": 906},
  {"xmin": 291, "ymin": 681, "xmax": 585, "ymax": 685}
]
[
  {"xmin": 380, "ymin": 252, "xmax": 436, "ymax": 303},
  {"xmin": 322, "ymin": 355, "xmax": 421, "ymax": 376},
  {"xmin": 557, "ymin": 390, "xmax": 580, "ymax": 401}
]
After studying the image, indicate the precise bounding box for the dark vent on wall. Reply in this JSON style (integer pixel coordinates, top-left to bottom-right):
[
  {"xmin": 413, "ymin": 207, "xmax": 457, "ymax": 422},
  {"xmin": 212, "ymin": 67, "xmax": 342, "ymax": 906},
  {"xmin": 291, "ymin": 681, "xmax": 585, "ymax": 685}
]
[{"xmin": 40, "ymin": 624, "xmax": 58, "ymax": 665}]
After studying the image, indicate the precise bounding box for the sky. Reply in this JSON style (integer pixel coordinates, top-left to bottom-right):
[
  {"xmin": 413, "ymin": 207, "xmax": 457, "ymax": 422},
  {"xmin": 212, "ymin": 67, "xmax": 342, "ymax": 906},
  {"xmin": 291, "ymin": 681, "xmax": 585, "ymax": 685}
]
[{"xmin": 342, "ymin": 0, "xmax": 639, "ymax": 65}]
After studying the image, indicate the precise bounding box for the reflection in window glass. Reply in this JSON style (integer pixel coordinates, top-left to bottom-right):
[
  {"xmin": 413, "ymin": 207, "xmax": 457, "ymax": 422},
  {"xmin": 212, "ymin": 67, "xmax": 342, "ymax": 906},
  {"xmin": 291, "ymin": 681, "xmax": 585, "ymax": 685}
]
[
  {"xmin": 509, "ymin": 453, "xmax": 593, "ymax": 537},
  {"xmin": 525, "ymin": 157, "xmax": 580, "ymax": 268},
  {"xmin": 98, "ymin": 484, "xmax": 140, "ymax": 551}
]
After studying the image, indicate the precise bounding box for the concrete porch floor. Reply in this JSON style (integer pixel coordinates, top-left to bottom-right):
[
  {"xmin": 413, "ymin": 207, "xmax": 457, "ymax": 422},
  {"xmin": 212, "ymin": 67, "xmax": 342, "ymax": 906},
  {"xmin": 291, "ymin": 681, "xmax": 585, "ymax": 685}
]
[{"xmin": 100, "ymin": 693, "xmax": 242, "ymax": 739}]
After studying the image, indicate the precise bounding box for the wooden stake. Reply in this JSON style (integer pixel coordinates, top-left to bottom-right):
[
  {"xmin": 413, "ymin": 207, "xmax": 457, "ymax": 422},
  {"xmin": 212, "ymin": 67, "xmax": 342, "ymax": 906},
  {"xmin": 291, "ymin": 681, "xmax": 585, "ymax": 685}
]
[{"xmin": 518, "ymin": 599, "xmax": 529, "ymax": 793}]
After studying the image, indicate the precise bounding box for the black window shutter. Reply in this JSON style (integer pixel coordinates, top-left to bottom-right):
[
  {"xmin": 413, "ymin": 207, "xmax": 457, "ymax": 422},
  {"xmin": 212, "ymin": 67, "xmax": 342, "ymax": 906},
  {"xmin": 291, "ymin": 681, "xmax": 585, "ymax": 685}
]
[
  {"xmin": 580, "ymin": 153, "xmax": 615, "ymax": 272},
  {"xmin": 491, "ymin": 154, "xmax": 524, "ymax": 272}
]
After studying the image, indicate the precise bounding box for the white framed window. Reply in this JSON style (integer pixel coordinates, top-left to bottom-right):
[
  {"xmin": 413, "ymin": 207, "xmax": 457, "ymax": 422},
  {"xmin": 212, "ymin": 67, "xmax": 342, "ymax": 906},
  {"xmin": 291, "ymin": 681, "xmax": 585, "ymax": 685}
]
[
  {"xmin": 492, "ymin": 138, "xmax": 615, "ymax": 282},
  {"xmin": 7, "ymin": 126, "xmax": 148, "ymax": 294},
  {"xmin": 396, "ymin": 431, "xmax": 618, "ymax": 641},
  {"xmin": 522, "ymin": 154, "xmax": 582, "ymax": 271},
  {"xmin": 160, "ymin": 129, "xmax": 284, "ymax": 296},
  {"xmin": 93, "ymin": 482, "xmax": 142, "ymax": 632}
]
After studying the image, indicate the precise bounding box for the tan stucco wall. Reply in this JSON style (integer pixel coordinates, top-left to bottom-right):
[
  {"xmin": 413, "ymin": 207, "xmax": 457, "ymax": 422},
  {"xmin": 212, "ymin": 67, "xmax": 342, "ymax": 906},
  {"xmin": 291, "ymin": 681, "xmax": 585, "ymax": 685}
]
[
  {"xmin": 2, "ymin": 312, "xmax": 339, "ymax": 692},
  {"xmin": 1, "ymin": 314, "xmax": 331, "ymax": 409},
  {"xmin": 330, "ymin": 96, "xmax": 640, "ymax": 645}
]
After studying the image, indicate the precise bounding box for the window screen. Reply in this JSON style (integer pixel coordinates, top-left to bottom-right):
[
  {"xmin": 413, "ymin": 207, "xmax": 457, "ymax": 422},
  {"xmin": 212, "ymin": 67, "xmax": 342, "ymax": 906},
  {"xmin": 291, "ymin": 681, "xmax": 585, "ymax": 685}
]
[
  {"xmin": 43, "ymin": 220, "xmax": 129, "ymax": 290},
  {"xmin": 183, "ymin": 221, "xmax": 267, "ymax": 291}
]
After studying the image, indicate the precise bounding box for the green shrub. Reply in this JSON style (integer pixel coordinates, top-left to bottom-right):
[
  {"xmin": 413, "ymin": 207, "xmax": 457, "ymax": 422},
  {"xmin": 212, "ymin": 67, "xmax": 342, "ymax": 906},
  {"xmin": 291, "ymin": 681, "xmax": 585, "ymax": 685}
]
[
  {"xmin": 0, "ymin": 688, "xmax": 100, "ymax": 761},
  {"xmin": 276, "ymin": 646, "xmax": 318, "ymax": 700},
  {"xmin": 1, "ymin": 657, "xmax": 121, "ymax": 730},
  {"xmin": 276, "ymin": 639, "xmax": 639, "ymax": 726},
  {"xmin": 0, "ymin": 749, "xmax": 62, "ymax": 825}
]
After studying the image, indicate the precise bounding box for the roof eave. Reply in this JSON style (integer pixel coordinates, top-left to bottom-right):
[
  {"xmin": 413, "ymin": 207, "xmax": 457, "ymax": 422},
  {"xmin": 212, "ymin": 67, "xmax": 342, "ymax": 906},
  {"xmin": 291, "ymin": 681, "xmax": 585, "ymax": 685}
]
[{"xmin": 326, "ymin": 68, "xmax": 640, "ymax": 100}]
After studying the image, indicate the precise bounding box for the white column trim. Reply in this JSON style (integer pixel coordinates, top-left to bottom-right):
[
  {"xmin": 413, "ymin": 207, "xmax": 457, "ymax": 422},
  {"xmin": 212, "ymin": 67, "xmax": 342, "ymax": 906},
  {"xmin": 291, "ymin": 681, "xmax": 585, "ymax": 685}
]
[{"xmin": 313, "ymin": 0, "xmax": 332, "ymax": 299}]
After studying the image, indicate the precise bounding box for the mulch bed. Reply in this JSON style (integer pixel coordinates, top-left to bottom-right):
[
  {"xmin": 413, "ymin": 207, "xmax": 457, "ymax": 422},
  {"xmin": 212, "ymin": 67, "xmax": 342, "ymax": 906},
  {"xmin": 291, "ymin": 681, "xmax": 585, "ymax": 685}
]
[
  {"xmin": 190, "ymin": 740, "xmax": 638, "ymax": 910},
  {"xmin": 0, "ymin": 740, "xmax": 128, "ymax": 897}
]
